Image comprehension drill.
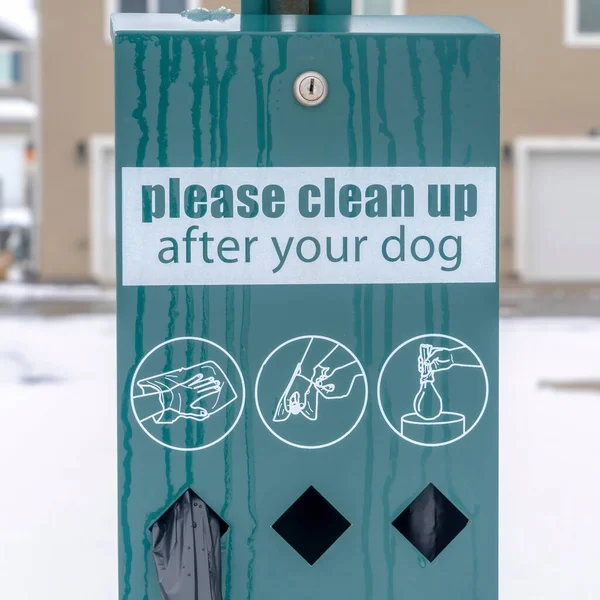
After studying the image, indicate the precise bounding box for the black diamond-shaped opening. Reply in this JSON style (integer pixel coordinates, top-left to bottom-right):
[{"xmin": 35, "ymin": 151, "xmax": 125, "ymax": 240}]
[
  {"xmin": 150, "ymin": 488, "xmax": 229, "ymax": 536},
  {"xmin": 392, "ymin": 483, "xmax": 469, "ymax": 562},
  {"xmin": 272, "ymin": 486, "xmax": 351, "ymax": 565}
]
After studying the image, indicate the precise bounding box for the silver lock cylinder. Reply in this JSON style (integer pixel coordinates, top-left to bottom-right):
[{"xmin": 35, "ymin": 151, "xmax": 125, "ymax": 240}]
[{"xmin": 293, "ymin": 71, "xmax": 328, "ymax": 107}]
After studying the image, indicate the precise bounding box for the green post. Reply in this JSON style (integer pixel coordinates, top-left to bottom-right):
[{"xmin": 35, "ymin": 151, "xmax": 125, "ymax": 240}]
[{"xmin": 114, "ymin": 7, "xmax": 499, "ymax": 600}]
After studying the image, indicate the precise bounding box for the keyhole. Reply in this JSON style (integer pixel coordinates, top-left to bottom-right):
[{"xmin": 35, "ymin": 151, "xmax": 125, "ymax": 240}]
[{"xmin": 293, "ymin": 71, "xmax": 328, "ymax": 107}]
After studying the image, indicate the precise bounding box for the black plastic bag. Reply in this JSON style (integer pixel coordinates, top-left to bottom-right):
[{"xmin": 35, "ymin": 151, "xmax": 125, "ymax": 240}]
[{"xmin": 151, "ymin": 490, "xmax": 226, "ymax": 600}]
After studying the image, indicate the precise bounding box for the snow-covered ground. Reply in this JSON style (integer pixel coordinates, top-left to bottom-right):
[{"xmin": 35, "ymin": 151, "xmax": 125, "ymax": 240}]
[
  {"xmin": 500, "ymin": 318, "xmax": 600, "ymax": 600},
  {"xmin": 0, "ymin": 281, "xmax": 116, "ymax": 302},
  {"xmin": 0, "ymin": 312, "xmax": 599, "ymax": 599},
  {"xmin": 0, "ymin": 314, "xmax": 117, "ymax": 600}
]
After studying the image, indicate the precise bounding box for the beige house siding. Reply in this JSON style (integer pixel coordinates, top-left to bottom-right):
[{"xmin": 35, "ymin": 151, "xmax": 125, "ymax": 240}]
[
  {"xmin": 205, "ymin": 0, "xmax": 241, "ymax": 10},
  {"xmin": 0, "ymin": 122, "xmax": 33, "ymax": 135},
  {"xmin": 39, "ymin": 0, "xmax": 115, "ymax": 281},
  {"xmin": 38, "ymin": 0, "xmax": 240, "ymax": 282},
  {"xmin": 405, "ymin": 0, "xmax": 600, "ymax": 277}
]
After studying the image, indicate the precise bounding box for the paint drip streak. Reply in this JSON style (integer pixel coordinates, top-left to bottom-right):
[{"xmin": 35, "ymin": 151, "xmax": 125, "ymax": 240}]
[
  {"xmin": 460, "ymin": 37, "xmax": 473, "ymax": 78},
  {"xmin": 407, "ymin": 38, "xmax": 426, "ymax": 167},
  {"xmin": 223, "ymin": 286, "xmax": 235, "ymax": 599},
  {"xmin": 157, "ymin": 35, "xmax": 178, "ymax": 497},
  {"xmin": 376, "ymin": 38, "xmax": 397, "ymax": 166},
  {"xmin": 189, "ymin": 38, "xmax": 205, "ymax": 167},
  {"xmin": 185, "ymin": 287, "xmax": 195, "ymax": 478},
  {"xmin": 157, "ymin": 38, "xmax": 171, "ymax": 166},
  {"xmin": 340, "ymin": 37, "xmax": 358, "ymax": 167},
  {"xmin": 251, "ymin": 37, "xmax": 266, "ymax": 167},
  {"xmin": 160, "ymin": 287, "xmax": 179, "ymax": 500},
  {"xmin": 133, "ymin": 39, "xmax": 149, "ymax": 168},
  {"xmin": 434, "ymin": 39, "xmax": 458, "ymax": 166},
  {"xmin": 122, "ymin": 37, "xmax": 149, "ymax": 598},
  {"xmin": 352, "ymin": 287, "xmax": 370, "ymax": 596},
  {"xmin": 205, "ymin": 38, "xmax": 219, "ymax": 167},
  {"xmin": 357, "ymin": 38, "xmax": 372, "ymax": 167},
  {"xmin": 158, "ymin": 35, "xmax": 183, "ymax": 167},
  {"xmin": 121, "ymin": 287, "xmax": 146, "ymax": 600},
  {"xmin": 241, "ymin": 286, "xmax": 257, "ymax": 598},
  {"xmin": 170, "ymin": 37, "xmax": 183, "ymax": 83},
  {"xmin": 266, "ymin": 37, "xmax": 288, "ymax": 167},
  {"xmin": 198, "ymin": 285, "xmax": 209, "ymax": 446},
  {"xmin": 382, "ymin": 285, "xmax": 398, "ymax": 600},
  {"xmin": 420, "ymin": 283, "xmax": 435, "ymax": 474},
  {"xmin": 219, "ymin": 38, "xmax": 239, "ymax": 167},
  {"xmin": 436, "ymin": 39, "xmax": 457, "ymax": 488},
  {"xmin": 142, "ymin": 530, "xmax": 151, "ymax": 600},
  {"xmin": 362, "ymin": 285, "xmax": 374, "ymax": 599}
]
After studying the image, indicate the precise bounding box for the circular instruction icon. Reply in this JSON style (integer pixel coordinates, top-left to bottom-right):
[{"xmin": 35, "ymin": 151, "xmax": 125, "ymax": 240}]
[
  {"xmin": 255, "ymin": 335, "xmax": 368, "ymax": 450},
  {"xmin": 378, "ymin": 334, "xmax": 488, "ymax": 447},
  {"xmin": 131, "ymin": 337, "xmax": 245, "ymax": 451}
]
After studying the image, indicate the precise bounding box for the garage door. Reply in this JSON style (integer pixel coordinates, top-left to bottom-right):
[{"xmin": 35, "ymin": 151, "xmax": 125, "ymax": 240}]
[
  {"xmin": 90, "ymin": 136, "xmax": 116, "ymax": 285},
  {"xmin": 516, "ymin": 138, "xmax": 600, "ymax": 282}
]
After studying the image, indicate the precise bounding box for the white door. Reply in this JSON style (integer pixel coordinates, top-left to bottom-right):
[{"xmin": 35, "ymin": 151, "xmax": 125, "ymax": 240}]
[
  {"xmin": 0, "ymin": 135, "xmax": 26, "ymax": 208},
  {"xmin": 516, "ymin": 139, "xmax": 600, "ymax": 282},
  {"xmin": 90, "ymin": 136, "xmax": 116, "ymax": 285}
]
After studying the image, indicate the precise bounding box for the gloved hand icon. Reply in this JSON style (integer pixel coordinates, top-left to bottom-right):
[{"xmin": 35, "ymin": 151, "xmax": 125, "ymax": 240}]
[{"xmin": 135, "ymin": 361, "xmax": 238, "ymax": 425}]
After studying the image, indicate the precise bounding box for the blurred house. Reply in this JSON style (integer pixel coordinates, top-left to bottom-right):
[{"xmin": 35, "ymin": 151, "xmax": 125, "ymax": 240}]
[
  {"xmin": 406, "ymin": 0, "xmax": 600, "ymax": 283},
  {"xmin": 37, "ymin": 0, "xmax": 213, "ymax": 285},
  {"xmin": 36, "ymin": 0, "xmax": 600, "ymax": 284},
  {"xmin": 0, "ymin": 18, "xmax": 36, "ymax": 268}
]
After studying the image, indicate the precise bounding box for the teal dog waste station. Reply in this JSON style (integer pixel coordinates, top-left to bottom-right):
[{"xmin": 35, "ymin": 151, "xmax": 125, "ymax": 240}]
[{"xmin": 113, "ymin": 3, "xmax": 499, "ymax": 599}]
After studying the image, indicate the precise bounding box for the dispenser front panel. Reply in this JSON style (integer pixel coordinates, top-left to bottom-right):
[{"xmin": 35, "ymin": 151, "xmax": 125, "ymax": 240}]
[{"xmin": 116, "ymin": 20, "xmax": 499, "ymax": 600}]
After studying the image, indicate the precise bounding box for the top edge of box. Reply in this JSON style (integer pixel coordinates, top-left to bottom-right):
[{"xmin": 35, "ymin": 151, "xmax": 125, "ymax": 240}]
[{"xmin": 111, "ymin": 13, "xmax": 498, "ymax": 40}]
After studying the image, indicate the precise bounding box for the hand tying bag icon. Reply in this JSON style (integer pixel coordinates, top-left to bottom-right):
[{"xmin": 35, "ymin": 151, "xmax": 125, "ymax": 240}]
[{"xmin": 134, "ymin": 361, "xmax": 238, "ymax": 425}]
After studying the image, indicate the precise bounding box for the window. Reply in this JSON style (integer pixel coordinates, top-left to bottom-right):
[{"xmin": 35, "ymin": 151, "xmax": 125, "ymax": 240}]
[
  {"xmin": 565, "ymin": 0, "xmax": 600, "ymax": 47},
  {"xmin": 113, "ymin": 0, "xmax": 189, "ymax": 13},
  {"xmin": 352, "ymin": 0, "xmax": 405, "ymax": 15},
  {"xmin": 120, "ymin": 0, "xmax": 148, "ymax": 11},
  {"xmin": 0, "ymin": 50, "xmax": 22, "ymax": 88},
  {"xmin": 106, "ymin": 0, "xmax": 196, "ymax": 41},
  {"xmin": 157, "ymin": 0, "xmax": 188, "ymax": 12}
]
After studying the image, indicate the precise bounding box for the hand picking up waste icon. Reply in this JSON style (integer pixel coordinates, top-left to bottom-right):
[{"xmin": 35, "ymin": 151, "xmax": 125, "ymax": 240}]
[
  {"xmin": 273, "ymin": 337, "xmax": 364, "ymax": 423},
  {"xmin": 413, "ymin": 343, "xmax": 480, "ymax": 421},
  {"xmin": 134, "ymin": 361, "xmax": 238, "ymax": 425}
]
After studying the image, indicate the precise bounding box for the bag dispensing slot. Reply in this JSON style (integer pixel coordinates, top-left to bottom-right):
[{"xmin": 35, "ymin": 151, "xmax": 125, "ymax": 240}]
[{"xmin": 151, "ymin": 489, "xmax": 229, "ymax": 600}]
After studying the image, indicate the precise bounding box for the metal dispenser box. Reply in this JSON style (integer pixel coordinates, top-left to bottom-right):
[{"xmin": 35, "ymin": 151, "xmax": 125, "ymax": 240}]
[{"xmin": 114, "ymin": 5, "xmax": 499, "ymax": 599}]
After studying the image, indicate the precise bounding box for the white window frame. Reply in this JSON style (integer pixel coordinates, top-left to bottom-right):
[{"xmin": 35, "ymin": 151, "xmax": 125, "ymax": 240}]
[
  {"xmin": 565, "ymin": 0, "xmax": 600, "ymax": 48},
  {"xmin": 89, "ymin": 134, "xmax": 116, "ymax": 284},
  {"xmin": 514, "ymin": 136, "xmax": 600, "ymax": 280},
  {"xmin": 390, "ymin": 0, "xmax": 406, "ymax": 14},
  {"xmin": 105, "ymin": 0, "xmax": 199, "ymax": 42},
  {"xmin": 352, "ymin": 0, "xmax": 405, "ymax": 15}
]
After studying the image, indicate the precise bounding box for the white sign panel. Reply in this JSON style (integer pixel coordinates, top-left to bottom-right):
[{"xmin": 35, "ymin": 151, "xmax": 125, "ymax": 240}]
[{"xmin": 121, "ymin": 167, "xmax": 496, "ymax": 286}]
